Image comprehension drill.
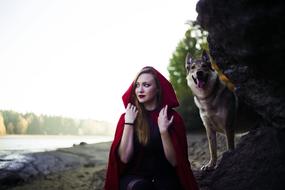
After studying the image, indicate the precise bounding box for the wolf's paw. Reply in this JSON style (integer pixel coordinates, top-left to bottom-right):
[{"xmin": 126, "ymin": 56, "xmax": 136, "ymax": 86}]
[{"xmin": 201, "ymin": 160, "xmax": 216, "ymax": 171}]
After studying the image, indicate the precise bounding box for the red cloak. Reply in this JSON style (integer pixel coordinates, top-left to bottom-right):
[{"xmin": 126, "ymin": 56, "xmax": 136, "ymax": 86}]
[{"xmin": 105, "ymin": 67, "xmax": 199, "ymax": 190}]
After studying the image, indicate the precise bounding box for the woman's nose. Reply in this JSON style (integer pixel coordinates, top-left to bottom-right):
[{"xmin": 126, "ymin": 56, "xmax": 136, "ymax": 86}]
[{"xmin": 138, "ymin": 86, "xmax": 144, "ymax": 92}]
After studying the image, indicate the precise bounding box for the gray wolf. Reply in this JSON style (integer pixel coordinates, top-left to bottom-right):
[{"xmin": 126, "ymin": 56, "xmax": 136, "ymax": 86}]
[{"xmin": 185, "ymin": 50, "xmax": 259, "ymax": 170}]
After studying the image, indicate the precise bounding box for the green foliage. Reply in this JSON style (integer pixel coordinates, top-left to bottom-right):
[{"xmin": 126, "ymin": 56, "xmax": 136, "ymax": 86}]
[
  {"xmin": 2, "ymin": 110, "xmax": 18, "ymax": 128},
  {"xmin": 26, "ymin": 114, "xmax": 45, "ymax": 134},
  {"xmin": 15, "ymin": 115, "xmax": 28, "ymax": 134},
  {"xmin": 0, "ymin": 113, "xmax": 6, "ymax": 135},
  {"xmin": 168, "ymin": 21, "xmax": 208, "ymax": 131},
  {"xmin": 2, "ymin": 110, "xmax": 19, "ymax": 134}
]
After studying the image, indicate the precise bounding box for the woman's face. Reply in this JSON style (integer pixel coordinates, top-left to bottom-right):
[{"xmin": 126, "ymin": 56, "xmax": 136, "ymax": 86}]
[{"xmin": 135, "ymin": 73, "xmax": 158, "ymax": 110}]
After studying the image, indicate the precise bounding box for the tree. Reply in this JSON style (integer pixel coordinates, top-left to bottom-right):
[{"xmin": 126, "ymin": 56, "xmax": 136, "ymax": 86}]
[
  {"xmin": 168, "ymin": 21, "xmax": 208, "ymax": 131},
  {"xmin": 1, "ymin": 110, "xmax": 19, "ymax": 134},
  {"xmin": 26, "ymin": 114, "xmax": 45, "ymax": 134},
  {"xmin": 7, "ymin": 122, "xmax": 15, "ymax": 134},
  {"xmin": 0, "ymin": 112, "xmax": 6, "ymax": 135},
  {"xmin": 2, "ymin": 111, "xmax": 17, "ymax": 127},
  {"xmin": 15, "ymin": 115, "xmax": 29, "ymax": 134}
]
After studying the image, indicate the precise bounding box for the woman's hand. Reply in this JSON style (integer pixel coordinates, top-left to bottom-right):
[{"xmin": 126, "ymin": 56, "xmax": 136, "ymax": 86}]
[
  {"xmin": 125, "ymin": 103, "xmax": 138, "ymax": 124},
  {"xmin": 158, "ymin": 105, "xmax": 177, "ymax": 166},
  {"xmin": 119, "ymin": 103, "xmax": 137, "ymax": 163},
  {"xmin": 158, "ymin": 105, "xmax": 174, "ymax": 133}
]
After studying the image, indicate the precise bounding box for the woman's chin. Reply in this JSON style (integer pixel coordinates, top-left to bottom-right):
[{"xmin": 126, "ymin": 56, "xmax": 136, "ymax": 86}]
[{"xmin": 138, "ymin": 100, "xmax": 146, "ymax": 104}]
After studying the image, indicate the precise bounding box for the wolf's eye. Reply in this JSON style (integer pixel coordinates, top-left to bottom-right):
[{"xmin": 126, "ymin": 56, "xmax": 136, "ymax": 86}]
[
  {"xmin": 202, "ymin": 64, "xmax": 208, "ymax": 68},
  {"xmin": 191, "ymin": 65, "xmax": 195, "ymax": 70}
]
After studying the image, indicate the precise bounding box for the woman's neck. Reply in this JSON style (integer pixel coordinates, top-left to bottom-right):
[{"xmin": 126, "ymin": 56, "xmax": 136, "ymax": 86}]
[{"xmin": 144, "ymin": 100, "xmax": 158, "ymax": 111}]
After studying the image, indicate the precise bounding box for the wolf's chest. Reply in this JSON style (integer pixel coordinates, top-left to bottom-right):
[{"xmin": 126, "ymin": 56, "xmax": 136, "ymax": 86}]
[
  {"xmin": 194, "ymin": 96, "xmax": 220, "ymax": 113},
  {"xmin": 199, "ymin": 106, "xmax": 223, "ymax": 120},
  {"xmin": 194, "ymin": 97, "xmax": 226, "ymax": 125}
]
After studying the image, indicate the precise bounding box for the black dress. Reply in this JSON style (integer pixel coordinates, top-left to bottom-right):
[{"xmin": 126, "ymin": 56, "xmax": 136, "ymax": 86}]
[{"xmin": 120, "ymin": 110, "xmax": 182, "ymax": 190}]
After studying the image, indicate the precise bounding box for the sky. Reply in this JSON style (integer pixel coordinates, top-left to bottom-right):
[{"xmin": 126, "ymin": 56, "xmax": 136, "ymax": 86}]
[{"xmin": 0, "ymin": 0, "xmax": 198, "ymax": 124}]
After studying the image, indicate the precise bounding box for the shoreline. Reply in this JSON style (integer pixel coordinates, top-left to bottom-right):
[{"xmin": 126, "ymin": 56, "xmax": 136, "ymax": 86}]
[
  {"xmin": 0, "ymin": 141, "xmax": 112, "ymax": 190},
  {"xmin": 0, "ymin": 135, "xmax": 113, "ymax": 154},
  {"xmin": 1, "ymin": 132, "xmax": 237, "ymax": 190}
]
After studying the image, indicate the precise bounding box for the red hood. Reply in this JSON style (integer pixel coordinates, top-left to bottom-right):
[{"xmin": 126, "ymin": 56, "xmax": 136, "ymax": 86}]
[
  {"xmin": 122, "ymin": 67, "xmax": 179, "ymax": 108},
  {"xmin": 104, "ymin": 67, "xmax": 198, "ymax": 190}
]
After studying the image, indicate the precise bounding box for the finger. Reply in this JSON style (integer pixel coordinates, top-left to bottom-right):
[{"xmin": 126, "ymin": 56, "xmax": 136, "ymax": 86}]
[
  {"xmin": 164, "ymin": 105, "xmax": 168, "ymax": 115},
  {"xmin": 163, "ymin": 105, "xmax": 168, "ymax": 117},
  {"xmin": 169, "ymin": 116, "xmax": 174, "ymax": 124},
  {"xmin": 162, "ymin": 105, "xmax": 166, "ymax": 115},
  {"xmin": 127, "ymin": 103, "xmax": 131, "ymax": 109},
  {"xmin": 159, "ymin": 107, "xmax": 164, "ymax": 116},
  {"xmin": 132, "ymin": 105, "xmax": 136, "ymax": 111}
]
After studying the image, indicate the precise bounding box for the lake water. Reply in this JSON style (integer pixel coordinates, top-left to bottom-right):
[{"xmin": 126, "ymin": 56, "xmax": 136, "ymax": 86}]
[{"xmin": 0, "ymin": 135, "xmax": 113, "ymax": 154}]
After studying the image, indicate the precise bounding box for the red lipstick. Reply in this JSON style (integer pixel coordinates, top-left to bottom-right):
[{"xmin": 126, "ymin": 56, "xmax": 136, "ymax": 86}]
[{"xmin": 138, "ymin": 95, "xmax": 145, "ymax": 98}]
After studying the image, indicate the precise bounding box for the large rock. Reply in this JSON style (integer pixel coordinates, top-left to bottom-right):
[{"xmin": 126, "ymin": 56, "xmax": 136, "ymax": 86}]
[
  {"xmin": 195, "ymin": 0, "xmax": 285, "ymax": 189},
  {"xmin": 195, "ymin": 127, "xmax": 285, "ymax": 190},
  {"xmin": 196, "ymin": 0, "xmax": 285, "ymax": 128}
]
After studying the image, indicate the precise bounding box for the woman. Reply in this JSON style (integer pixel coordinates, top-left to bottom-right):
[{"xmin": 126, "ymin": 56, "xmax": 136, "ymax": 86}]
[{"xmin": 105, "ymin": 66, "xmax": 199, "ymax": 190}]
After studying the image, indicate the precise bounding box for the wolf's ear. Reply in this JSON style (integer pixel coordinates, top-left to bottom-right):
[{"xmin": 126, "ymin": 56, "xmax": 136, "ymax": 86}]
[
  {"xmin": 185, "ymin": 52, "xmax": 192, "ymax": 65},
  {"xmin": 202, "ymin": 50, "xmax": 214, "ymax": 71},
  {"xmin": 202, "ymin": 50, "xmax": 210, "ymax": 63}
]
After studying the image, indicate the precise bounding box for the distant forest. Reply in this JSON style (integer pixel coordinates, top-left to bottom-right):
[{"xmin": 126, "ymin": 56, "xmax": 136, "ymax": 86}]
[{"xmin": 0, "ymin": 110, "xmax": 114, "ymax": 136}]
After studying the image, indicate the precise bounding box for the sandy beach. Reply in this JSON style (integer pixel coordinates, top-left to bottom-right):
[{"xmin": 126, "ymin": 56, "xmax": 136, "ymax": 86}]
[{"xmin": 1, "ymin": 132, "xmax": 238, "ymax": 190}]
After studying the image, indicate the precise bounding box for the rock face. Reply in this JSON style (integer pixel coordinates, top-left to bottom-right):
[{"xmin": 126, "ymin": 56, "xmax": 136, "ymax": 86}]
[
  {"xmin": 196, "ymin": 0, "xmax": 285, "ymax": 127},
  {"xmin": 195, "ymin": 127, "xmax": 285, "ymax": 190},
  {"xmin": 195, "ymin": 0, "xmax": 285, "ymax": 189}
]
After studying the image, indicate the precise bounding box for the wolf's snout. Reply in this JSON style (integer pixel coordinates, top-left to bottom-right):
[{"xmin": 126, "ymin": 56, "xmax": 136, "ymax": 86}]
[{"xmin": 196, "ymin": 71, "xmax": 204, "ymax": 79}]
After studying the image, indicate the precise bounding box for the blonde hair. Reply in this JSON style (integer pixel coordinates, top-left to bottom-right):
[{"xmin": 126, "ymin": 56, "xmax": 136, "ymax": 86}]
[{"xmin": 131, "ymin": 67, "xmax": 161, "ymax": 145}]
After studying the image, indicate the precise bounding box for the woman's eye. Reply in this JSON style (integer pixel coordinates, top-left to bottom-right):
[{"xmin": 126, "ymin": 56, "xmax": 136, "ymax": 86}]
[
  {"xmin": 135, "ymin": 83, "xmax": 140, "ymax": 88},
  {"xmin": 143, "ymin": 83, "xmax": 150, "ymax": 87}
]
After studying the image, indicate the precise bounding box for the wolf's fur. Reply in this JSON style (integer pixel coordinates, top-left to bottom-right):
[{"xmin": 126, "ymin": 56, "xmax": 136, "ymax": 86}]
[{"xmin": 185, "ymin": 50, "xmax": 259, "ymax": 170}]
